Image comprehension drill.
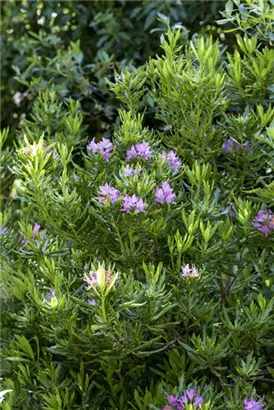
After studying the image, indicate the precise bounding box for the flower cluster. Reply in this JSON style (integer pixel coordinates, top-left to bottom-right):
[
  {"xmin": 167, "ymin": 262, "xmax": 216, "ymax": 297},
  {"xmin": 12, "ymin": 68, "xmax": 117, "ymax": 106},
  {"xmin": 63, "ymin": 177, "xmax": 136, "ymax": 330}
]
[
  {"xmin": 252, "ymin": 209, "xmax": 274, "ymax": 237},
  {"xmin": 121, "ymin": 194, "xmax": 147, "ymax": 214},
  {"xmin": 244, "ymin": 398, "xmax": 264, "ymax": 410},
  {"xmin": 98, "ymin": 184, "xmax": 121, "ymax": 205},
  {"xmin": 87, "ymin": 137, "xmax": 113, "ymax": 161},
  {"xmin": 182, "ymin": 264, "xmax": 199, "ymax": 277},
  {"xmin": 126, "ymin": 141, "xmax": 152, "ymax": 161},
  {"xmin": 155, "ymin": 181, "xmax": 176, "ymax": 204},
  {"xmin": 164, "ymin": 388, "xmax": 204, "ymax": 410},
  {"xmin": 222, "ymin": 138, "xmax": 250, "ymax": 154},
  {"xmin": 161, "ymin": 150, "xmax": 181, "ymax": 169}
]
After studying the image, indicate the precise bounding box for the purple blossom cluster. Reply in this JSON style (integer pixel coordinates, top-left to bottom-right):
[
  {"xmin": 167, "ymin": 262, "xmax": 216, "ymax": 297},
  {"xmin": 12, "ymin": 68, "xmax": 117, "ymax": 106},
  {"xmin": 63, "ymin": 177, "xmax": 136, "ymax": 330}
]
[
  {"xmin": 97, "ymin": 185, "xmax": 146, "ymax": 213},
  {"xmin": 182, "ymin": 264, "xmax": 199, "ymax": 277},
  {"xmin": 121, "ymin": 194, "xmax": 147, "ymax": 214},
  {"xmin": 155, "ymin": 181, "xmax": 176, "ymax": 204},
  {"xmin": 97, "ymin": 179, "xmax": 177, "ymax": 213},
  {"xmin": 252, "ymin": 209, "xmax": 274, "ymax": 237},
  {"xmin": 164, "ymin": 388, "xmax": 204, "ymax": 410},
  {"xmin": 222, "ymin": 138, "xmax": 251, "ymax": 154},
  {"xmin": 244, "ymin": 398, "xmax": 264, "ymax": 410},
  {"xmin": 98, "ymin": 184, "xmax": 120, "ymax": 205},
  {"xmin": 126, "ymin": 141, "xmax": 152, "ymax": 162},
  {"xmin": 87, "ymin": 137, "xmax": 113, "ymax": 161},
  {"xmin": 161, "ymin": 150, "xmax": 181, "ymax": 169}
]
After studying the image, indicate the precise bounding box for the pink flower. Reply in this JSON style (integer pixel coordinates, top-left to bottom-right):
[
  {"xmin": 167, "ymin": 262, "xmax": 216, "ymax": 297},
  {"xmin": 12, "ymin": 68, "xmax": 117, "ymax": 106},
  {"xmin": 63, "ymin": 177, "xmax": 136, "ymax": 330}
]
[{"xmin": 182, "ymin": 264, "xmax": 199, "ymax": 278}]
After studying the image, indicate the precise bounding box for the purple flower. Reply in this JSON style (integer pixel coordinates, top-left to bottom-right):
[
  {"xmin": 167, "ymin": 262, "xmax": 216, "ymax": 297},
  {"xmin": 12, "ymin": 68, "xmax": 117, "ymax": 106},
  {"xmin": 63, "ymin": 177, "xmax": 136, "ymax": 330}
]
[
  {"xmin": 228, "ymin": 208, "xmax": 236, "ymax": 217},
  {"xmin": 124, "ymin": 165, "xmax": 136, "ymax": 177},
  {"xmin": 161, "ymin": 150, "xmax": 181, "ymax": 169},
  {"xmin": 185, "ymin": 388, "xmax": 196, "ymax": 401},
  {"xmin": 155, "ymin": 181, "xmax": 176, "ymax": 204},
  {"xmin": 252, "ymin": 209, "xmax": 274, "ymax": 237},
  {"xmin": 87, "ymin": 138, "xmax": 113, "ymax": 161},
  {"xmin": 87, "ymin": 138, "xmax": 98, "ymax": 153},
  {"xmin": 244, "ymin": 398, "xmax": 264, "ymax": 410},
  {"xmin": 126, "ymin": 141, "xmax": 152, "ymax": 161},
  {"xmin": 182, "ymin": 264, "xmax": 199, "ymax": 278},
  {"xmin": 166, "ymin": 395, "xmax": 178, "ymax": 406},
  {"xmin": 0, "ymin": 226, "xmax": 8, "ymax": 235},
  {"xmin": 83, "ymin": 271, "xmax": 98, "ymax": 289},
  {"xmin": 121, "ymin": 194, "xmax": 147, "ymax": 214},
  {"xmin": 222, "ymin": 138, "xmax": 241, "ymax": 153},
  {"xmin": 228, "ymin": 202, "xmax": 236, "ymax": 217},
  {"xmin": 165, "ymin": 387, "xmax": 204, "ymax": 410},
  {"xmin": 98, "ymin": 184, "xmax": 120, "ymax": 205},
  {"xmin": 73, "ymin": 171, "xmax": 79, "ymax": 182},
  {"xmin": 222, "ymin": 138, "xmax": 250, "ymax": 154},
  {"xmin": 178, "ymin": 387, "xmax": 204, "ymax": 409},
  {"xmin": 178, "ymin": 393, "xmax": 188, "ymax": 404},
  {"xmin": 221, "ymin": 203, "xmax": 236, "ymax": 217},
  {"xmin": 97, "ymin": 138, "xmax": 113, "ymax": 161},
  {"xmin": 32, "ymin": 224, "xmax": 41, "ymax": 238},
  {"xmin": 194, "ymin": 395, "xmax": 204, "ymax": 407},
  {"xmin": 88, "ymin": 298, "xmax": 96, "ymax": 305},
  {"xmin": 47, "ymin": 290, "xmax": 55, "ymax": 299},
  {"xmin": 244, "ymin": 140, "xmax": 251, "ymax": 153}
]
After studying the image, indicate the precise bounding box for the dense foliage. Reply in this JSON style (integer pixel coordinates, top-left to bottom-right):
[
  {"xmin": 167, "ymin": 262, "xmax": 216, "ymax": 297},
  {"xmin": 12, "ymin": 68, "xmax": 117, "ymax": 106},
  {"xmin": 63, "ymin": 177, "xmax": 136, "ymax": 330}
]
[
  {"xmin": 1, "ymin": 1, "xmax": 274, "ymax": 409},
  {"xmin": 1, "ymin": 0, "xmax": 225, "ymax": 136}
]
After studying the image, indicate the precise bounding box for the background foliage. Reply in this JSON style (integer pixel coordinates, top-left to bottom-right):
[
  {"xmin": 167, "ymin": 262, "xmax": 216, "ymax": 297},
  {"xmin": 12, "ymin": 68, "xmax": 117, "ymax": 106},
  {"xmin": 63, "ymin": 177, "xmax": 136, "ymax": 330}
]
[{"xmin": 1, "ymin": 0, "xmax": 226, "ymax": 136}]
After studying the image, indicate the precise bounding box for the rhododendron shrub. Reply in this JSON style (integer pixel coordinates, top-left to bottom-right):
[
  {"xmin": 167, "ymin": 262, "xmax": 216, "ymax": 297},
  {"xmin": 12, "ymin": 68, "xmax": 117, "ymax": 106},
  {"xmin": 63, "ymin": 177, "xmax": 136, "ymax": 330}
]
[{"xmin": 1, "ymin": 2, "xmax": 274, "ymax": 409}]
